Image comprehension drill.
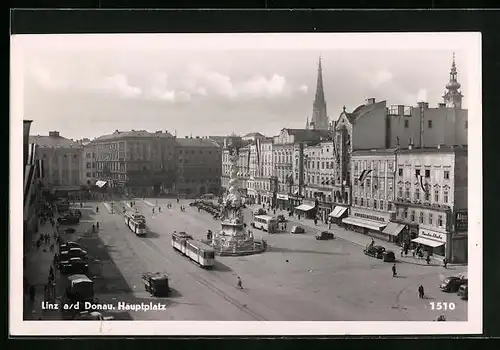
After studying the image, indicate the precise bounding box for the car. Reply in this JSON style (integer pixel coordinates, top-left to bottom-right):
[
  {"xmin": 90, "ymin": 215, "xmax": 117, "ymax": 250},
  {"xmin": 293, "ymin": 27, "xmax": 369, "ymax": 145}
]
[
  {"xmin": 382, "ymin": 250, "xmax": 396, "ymax": 262},
  {"xmin": 58, "ymin": 215, "xmax": 80, "ymax": 225},
  {"xmin": 60, "ymin": 257, "xmax": 89, "ymax": 275},
  {"xmin": 290, "ymin": 225, "xmax": 305, "ymax": 234},
  {"xmin": 440, "ymin": 276, "xmax": 468, "ymax": 293},
  {"xmin": 276, "ymin": 214, "xmax": 286, "ymax": 223},
  {"xmin": 363, "ymin": 245, "xmax": 386, "ymax": 259},
  {"xmin": 60, "ymin": 241, "xmax": 81, "ymax": 251},
  {"xmin": 189, "ymin": 201, "xmax": 199, "ymax": 207},
  {"xmin": 253, "ymin": 208, "xmax": 267, "ymax": 216},
  {"xmin": 315, "ymin": 231, "xmax": 334, "ymax": 240},
  {"xmin": 457, "ymin": 284, "xmax": 468, "ymax": 300},
  {"xmin": 59, "ymin": 248, "xmax": 88, "ymax": 262}
]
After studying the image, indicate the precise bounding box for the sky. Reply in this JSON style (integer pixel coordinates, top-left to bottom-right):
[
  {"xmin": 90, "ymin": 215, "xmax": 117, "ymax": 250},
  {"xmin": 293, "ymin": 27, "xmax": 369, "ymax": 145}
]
[{"xmin": 12, "ymin": 33, "xmax": 477, "ymax": 140}]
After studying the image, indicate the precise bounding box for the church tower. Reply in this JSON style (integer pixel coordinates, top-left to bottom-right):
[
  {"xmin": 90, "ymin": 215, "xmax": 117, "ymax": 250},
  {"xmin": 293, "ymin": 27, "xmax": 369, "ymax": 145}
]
[
  {"xmin": 309, "ymin": 57, "xmax": 329, "ymax": 130},
  {"xmin": 443, "ymin": 53, "xmax": 463, "ymax": 109}
]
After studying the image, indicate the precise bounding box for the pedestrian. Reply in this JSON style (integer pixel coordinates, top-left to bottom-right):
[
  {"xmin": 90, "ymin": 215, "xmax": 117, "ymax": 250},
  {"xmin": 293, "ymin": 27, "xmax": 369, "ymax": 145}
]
[
  {"xmin": 237, "ymin": 276, "xmax": 243, "ymax": 289},
  {"xmin": 392, "ymin": 263, "xmax": 397, "ymax": 277},
  {"xmin": 426, "ymin": 255, "xmax": 431, "ymax": 265},
  {"xmin": 92, "ymin": 224, "xmax": 96, "ymax": 233},
  {"xmin": 443, "ymin": 257, "xmax": 448, "ymax": 269},
  {"xmin": 328, "ymin": 222, "xmax": 331, "ymax": 230},
  {"xmin": 152, "ymin": 208, "xmax": 155, "ymax": 215},
  {"xmin": 96, "ymin": 222, "xmax": 100, "ymax": 230},
  {"xmin": 418, "ymin": 285, "xmax": 425, "ymax": 299},
  {"xmin": 400, "ymin": 248, "xmax": 404, "ymax": 257},
  {"xmin": 96, "ymin": 206, "xmax": 99, "ymax": 213},
  {"xmin": 159, "ymin": 206, "xmax": 161, "ymax": 213},
  {"xmin": 80, "ymin": 202, "xmax": 83, "ymax": 208}
]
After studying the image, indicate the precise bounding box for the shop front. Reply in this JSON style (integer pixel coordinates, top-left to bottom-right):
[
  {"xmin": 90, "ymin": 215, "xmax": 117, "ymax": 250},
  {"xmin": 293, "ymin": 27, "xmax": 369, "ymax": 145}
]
[
  {"xmin": 328, "ymin": 205, "xmax": 349, "ymax": 225},
  {"xmin": 295, "ymin": 200, "xmax": 316, "ymax": 219},
  {"xmin": 276, "ymin": 193, "xmax": 289, "ymax": 210},
  {"xmin": 341, "ymin": 208, "xmax": 390, "ymax": 240},
  {"xmin": 412, "ymin": 227, "xmax": 448, "ymax": 258},
  {"xmin": 247, "ymin": 188, "xmax": 257, "ymax": 205},
  {"xmin": 382, "ymin": 222, "xmax": 407, "ymax": 244}
]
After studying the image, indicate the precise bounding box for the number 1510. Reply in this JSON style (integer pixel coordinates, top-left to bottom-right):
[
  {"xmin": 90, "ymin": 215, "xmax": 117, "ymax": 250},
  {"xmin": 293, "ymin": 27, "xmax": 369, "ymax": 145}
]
[{"xmin": 430, "ymin": 302, "xmax": 455, "ymax": 310}]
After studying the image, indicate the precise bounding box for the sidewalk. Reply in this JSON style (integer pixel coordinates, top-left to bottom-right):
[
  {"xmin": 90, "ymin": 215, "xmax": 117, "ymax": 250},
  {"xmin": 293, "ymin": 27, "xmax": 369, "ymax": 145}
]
[{"xmin": 249, "ymin": 205, "xmax": 457, "ymax": 267}]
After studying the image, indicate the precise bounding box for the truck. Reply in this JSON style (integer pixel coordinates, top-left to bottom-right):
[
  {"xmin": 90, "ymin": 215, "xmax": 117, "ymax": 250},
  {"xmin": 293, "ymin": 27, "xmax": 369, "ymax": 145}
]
[{"xmin": 142, "ymin": 272, "xmax": 170, "ymax": 297}]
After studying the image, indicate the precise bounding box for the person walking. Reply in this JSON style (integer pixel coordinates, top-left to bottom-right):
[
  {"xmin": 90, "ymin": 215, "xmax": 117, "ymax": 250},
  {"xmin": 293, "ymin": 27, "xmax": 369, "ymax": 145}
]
[
  {"xmin": 392, "ymin": 263, "xmax": 397, "ymax": 277},
  {"xmin": 237, "ymin": 276, "xmax": 243, "ymax": 289},
  {"xmin": 418, "ymin": 285, "xmax": 425, "ymax": 299},
  {"xmin": 328, "ymin": 221, "xmax": 332, "ymax": 230},
  {"xmin": 443, "ymin": 257, "xmax": 448, "ymax": 269},
  {"xmin": 96, "ymin": 222, "xmax": 100, "ymax": 230}
]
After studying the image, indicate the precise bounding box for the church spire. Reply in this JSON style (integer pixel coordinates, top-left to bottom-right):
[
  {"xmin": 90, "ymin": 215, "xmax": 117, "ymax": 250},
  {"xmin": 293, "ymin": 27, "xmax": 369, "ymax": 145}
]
[
  {"xmin": 305, "ymin": 117, "xmax": 309, "ymax": 129},
  {"xmin": 443, "ymin": 52, "xmax": 463, "ymax": 108},
  {"xmin": 315, "ymin": 56, "xmax": 325, "ymax": 103}
]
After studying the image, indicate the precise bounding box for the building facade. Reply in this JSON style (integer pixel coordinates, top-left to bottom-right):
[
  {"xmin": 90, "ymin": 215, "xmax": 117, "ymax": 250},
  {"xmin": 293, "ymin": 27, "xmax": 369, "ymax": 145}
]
[
  {"xmin": 175, "ymin": 137, "xmax": 222, "ymax": 197},
  {"xmin": 30, "ymin": 131, "xmax": 84, "ymax": 193},
  {"xmin": 78, "ymin": 138, "xmax": 97, "ymax": 187},
  {"xmin": 303, "ymin": 141, "xmax": 337, "ymax": 223},
  {"xmin": 344, "ymin": 149, "xmax": 399, "ymax": 241},
  {"xmin": 392, "ymin": 145, "xmax": 468, "ymax": 262},
  {"xmin": 255, "ymin": 137, "xmax": 274, "ymax": 205},
  {"xmin": 93, "ymin": 130, "xmax": 177, "ymax": 197}
]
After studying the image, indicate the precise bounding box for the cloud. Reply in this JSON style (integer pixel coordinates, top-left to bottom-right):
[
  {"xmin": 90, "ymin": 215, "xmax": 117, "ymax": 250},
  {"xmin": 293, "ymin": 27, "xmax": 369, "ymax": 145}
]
[
  {"xmin": 416, "ymin": 88, "xmax": 428, "ymax": 102},
  {"xmin": 362, "ymin": 69, "xmax": 394, "ymax": 88},
  {"xmin": 94, "ymin": 74, "xmax": 142, "ymax": 99},
  {"xmin": 298, "ymin": 84, "xmax": 308, "ymax": 93}
]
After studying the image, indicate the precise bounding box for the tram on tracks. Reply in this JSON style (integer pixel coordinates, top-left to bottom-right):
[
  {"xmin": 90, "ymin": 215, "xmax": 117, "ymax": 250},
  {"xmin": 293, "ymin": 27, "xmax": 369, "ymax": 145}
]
[
  {"xmin": 124, "ymin": 211, "xmax": 147, "ymax": 236},
  {"xmin": 171, "ymin": 231, "xmax": 215, "ymax": 268}
]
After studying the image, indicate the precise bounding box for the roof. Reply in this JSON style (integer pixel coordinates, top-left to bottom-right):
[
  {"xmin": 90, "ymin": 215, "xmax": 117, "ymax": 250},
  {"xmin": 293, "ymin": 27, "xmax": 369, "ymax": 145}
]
[
  {"xmin": 176, "ymin": 138, "xmax": 220, "ymax": 148},
  {"xmin": 29, "ymin": 135, "xmax": 83, "ymax": 149},
  {"xmin": 396, "ymin": 145, "xmax": 467, "ymax": 154},
  {"xmin": 351, "ymin": 148, "xmax": 399, "ymax": 156},
  {"xmin": 345, "ymin": 100, "xmax": 386, "ymax": 123},
  {"xmin": 94, "ymin": 130, "xmax": 174, "ymax": 142},
  {"xmin": 242, "ymin": 132, "xmax": 265, "ymax": 138},
  {"xmin": 208, "ymin": 136, "xmax": 226, "ymax": 147}
]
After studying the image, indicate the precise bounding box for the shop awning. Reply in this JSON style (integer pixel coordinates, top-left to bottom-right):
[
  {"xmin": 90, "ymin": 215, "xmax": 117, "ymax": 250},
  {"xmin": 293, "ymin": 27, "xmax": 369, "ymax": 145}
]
[
  {"xmin": 382, "ymin": 222, "xmax": 406, "ymax": 237},
  {"xmin": 329, "ymin": 206, "xmax": 348, "ymax": 218},
  {"xmin": 96, "ymin": 180, "xmax": 107, "ymax": 188},
  {"xmin": 342, "ymin": 217, "xmax": 387, "ymax": 231},
  {"xmin": 295, "ymin": 204, "xmax": 315, "ymax": 211},
  {"xmin": 411, "ymin": 237, "xmax": 445, "ymax": 248}
]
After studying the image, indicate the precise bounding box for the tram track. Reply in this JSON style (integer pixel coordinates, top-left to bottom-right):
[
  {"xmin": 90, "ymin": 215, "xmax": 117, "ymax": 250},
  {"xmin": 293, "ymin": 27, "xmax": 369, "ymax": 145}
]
[{"xmin": 139, "ymin": 236, "xmax": 268, "ymax": 321}]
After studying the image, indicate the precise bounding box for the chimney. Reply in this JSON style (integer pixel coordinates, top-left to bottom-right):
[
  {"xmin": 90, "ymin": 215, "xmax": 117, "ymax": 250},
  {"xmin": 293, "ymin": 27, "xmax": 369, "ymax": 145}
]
[
  {"xmin": 398, "ymin": 105, "xmax": 405, "ymax": 115},
  {"xmin": 49, "ymin": 131, "xmax": 60, "ymax": 137},
  {"xmin": 185, "ymin": 136, "xmax": 188, "ymax": 139},
  {"xmin": 417, "ymin": 101, "xmax": 429, "ymax": 109},
  {"xmin": 366, "ymin": 98, "xmax": 376, "ymax": 105}
]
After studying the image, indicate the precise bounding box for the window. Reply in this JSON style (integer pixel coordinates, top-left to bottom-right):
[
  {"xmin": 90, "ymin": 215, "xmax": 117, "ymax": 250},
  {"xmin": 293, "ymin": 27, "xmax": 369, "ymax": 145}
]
[
  {"xmin": 444, "ymin": 171, "xmax": 450, "ymax": 180},
  {"xmin": 429, "ymin": 213, "xmax": 433, "ymax": 225},
  {"xmin": 405, "ymin": 188, "xmax": 410, "ymax": 199},
  {"xmin": 415, "ymin": 187, "xmax": 420, "ymax": 200},
  {"xmin": 425, "ymin": 169, "xmax": 430, "ymax": 178},
  {"xmin": 411, "ymin": 210, "xmax": 415, "ymax": 222},
  {"xmin": 403, "ymin": 209, "xmax": 408, "ymax": 219},
  {"xmin": 404, "ymin": 120, "xmax": 409, "ymax": 128},
  {"xmin": 380, "ymin": 201, "xmax": 384, "ymax": 210},
  {"xmin": 437, "ymin": 215, "xmax": 443, "ymax": 227},
  {"xmin": 398, "ymin": 187, "xmax": 403, "ymax": 198},
  {"xmin": 415, "ymin": 169, "xmax": 420, "ymax": 176},
  {"xmin": 444, "ymin": 191, "xmax": 449, "ymax": 203},
  {"xmin": 374, "ymin": 200, "xmax": 377, "ymax": 209},
  {"xmin": 419, "ymin": 212, "xmax": 424, "ymax": 223},
  {"xmin": 354, "ymin": 197, "xmax": 358, "ymax": 205},
  {"xmin": 361, "ymin": 198, "xmax": 364, "ymax": 206},
  {"xmin": 434, "ymin": 189, "xmax": 439, "ymax": 202},
  {"xmin": 398, "ymin": 168, "xmax": 403, "ymax": 176},
  {"xmin": 428, "ymin": 120, "xmax": 433, "ymax": 128},
  {"xmin": 321, "ymin": 162, "xmax": 324, "ymax": 169},
  {"xmin": 425, "ymin": 190, "xmax": 430, "ymax": 201},
  {"xmin": 366, "ymin": 178, "xmax": 371, "ymax": 187},
  {"xmin": 366, "ymin": 199, "xmax": 370, "ymax": 207},
  {"xmin": 387, "ymin": 203, "xmax": 392, "ymax": 211}
]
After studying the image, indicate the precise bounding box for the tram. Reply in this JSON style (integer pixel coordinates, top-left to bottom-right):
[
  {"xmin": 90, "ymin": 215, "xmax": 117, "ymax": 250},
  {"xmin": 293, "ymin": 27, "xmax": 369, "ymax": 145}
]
[
  {"xmin": 171, "ymin": 231, "xmax": 215, "ymax": 268},
  {"xmin": 124, "ymin": 211, "xmax": 147, "ymax": 236}
]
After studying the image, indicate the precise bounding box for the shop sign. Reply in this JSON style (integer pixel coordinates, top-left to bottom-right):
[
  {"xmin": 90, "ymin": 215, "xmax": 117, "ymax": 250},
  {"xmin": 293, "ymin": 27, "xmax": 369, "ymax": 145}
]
[
  {"xmin": 419, "ymin": 228, "xmax": 447, "ymax": 243},
  {"xmin": 455, "ymin": 210, "xmax": 468, "ymax": 232},
  {"xmin": 351, "ymin": 208, "xmax": 389, "ymax": 223},
  {"xmin": 277, "ymin": 194, "xmax": 289, "ymax": 200}
]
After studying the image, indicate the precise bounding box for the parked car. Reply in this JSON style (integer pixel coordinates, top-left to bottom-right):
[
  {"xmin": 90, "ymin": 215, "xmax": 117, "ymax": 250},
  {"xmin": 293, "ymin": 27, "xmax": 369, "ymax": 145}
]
[
  {"xmin": 58, "ymin": 215, "xmax": 80, "ymax": 225},
  {"xmin": 276, "ymin": 214, "xmax": 286, "ymax": 223},
  {"xmin": 382, "ymin": 250, "xmax": 396, "ymax": 262},
  {"xmin": 457, "ymin": 284, "xmax": 468, "ymax": 300},
  {"xmin": 253, "ymin": 208, "xmax": 267, "ymax": 216},
  {"xmin": 290, "ymin": 225, "xmax": 305, "ymax": 234},
  {"xmin": 58, "ymin": 248, "xmax": 88, "ymax": 264},
  {"xmin": 363, "ymin": 245, "xmax": 386, "ymax": 259},
  {"xmin": 315, "ymin": 231, "xmax": 334, "ymax": 240},
  {"xmin": 59, "ymin": 241, "xmax": 81, "ymax": 251},
  {"xmin": 60, "ymin": 257, "xmax": 89, "ymax": 275},
  {"xmin": 440, "ymin": 276, "xmax": 468, "ymax": 293}
]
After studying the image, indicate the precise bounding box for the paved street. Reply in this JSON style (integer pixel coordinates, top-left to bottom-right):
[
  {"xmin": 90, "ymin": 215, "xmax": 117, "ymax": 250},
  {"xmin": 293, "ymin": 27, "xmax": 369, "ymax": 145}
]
[{"xmin": 92, "ymin": 198, "xmax": 467, "ymax": 321}]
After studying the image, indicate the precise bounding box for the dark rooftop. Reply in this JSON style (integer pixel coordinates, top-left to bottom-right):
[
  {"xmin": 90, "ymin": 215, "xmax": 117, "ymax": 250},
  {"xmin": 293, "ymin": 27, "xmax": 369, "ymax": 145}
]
[
  {"xmin": 242, "ymin": 132, "xmax": 265, "ymax": 138},
  {"xmin": 345, "ymin": 100, "xmax": 386, "ymax": 123},
  {"xmin": 94, "ymin": 130, "xmax": 174, "ymax": 142},
  {"xmin": 176, "ymin": 138, "xmax": 220, "ymax": 148},
  {"xmin": 282, "ymin": 128, "xmax": 331, "ymax": 141},
  {"xmin": 29, "ymin": 134, "xmax": 82, "ymax": 149}
]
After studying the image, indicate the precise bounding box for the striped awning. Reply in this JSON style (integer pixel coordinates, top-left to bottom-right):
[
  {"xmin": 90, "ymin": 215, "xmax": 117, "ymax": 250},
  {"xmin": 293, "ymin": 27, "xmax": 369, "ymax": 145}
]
[
  {"xmin": 342, "ymin": 217, "xmax": 387, "ymax": 231},
  {"xmin": 295, "ymin": 204, "xmax": 314, "ymax": 211}
]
